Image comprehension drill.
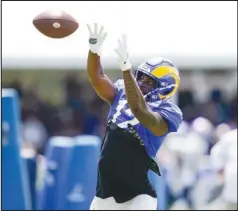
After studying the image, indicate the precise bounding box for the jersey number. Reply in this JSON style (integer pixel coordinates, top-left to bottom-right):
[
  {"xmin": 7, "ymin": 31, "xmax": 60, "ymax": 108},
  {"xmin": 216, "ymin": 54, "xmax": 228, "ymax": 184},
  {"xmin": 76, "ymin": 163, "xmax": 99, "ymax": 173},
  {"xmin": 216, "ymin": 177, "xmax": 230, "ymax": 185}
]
[{"xmin": 111, "ymin": 100, "xmax": 139, "ymax": 128}]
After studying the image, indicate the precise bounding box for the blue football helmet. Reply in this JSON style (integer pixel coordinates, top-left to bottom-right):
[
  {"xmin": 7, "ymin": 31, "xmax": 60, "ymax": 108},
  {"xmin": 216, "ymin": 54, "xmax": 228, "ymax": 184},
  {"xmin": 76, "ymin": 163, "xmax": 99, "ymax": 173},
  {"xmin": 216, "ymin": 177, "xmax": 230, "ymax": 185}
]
[{"xmin": 135, "ymin": 57, "xmax": 180, "ymax": 102}]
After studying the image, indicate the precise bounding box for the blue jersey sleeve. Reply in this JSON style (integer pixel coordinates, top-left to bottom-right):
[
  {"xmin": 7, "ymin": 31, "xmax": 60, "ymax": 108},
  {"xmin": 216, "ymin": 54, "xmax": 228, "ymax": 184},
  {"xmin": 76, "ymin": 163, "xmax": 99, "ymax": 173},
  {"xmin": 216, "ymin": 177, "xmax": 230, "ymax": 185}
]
[
  {"xmin": 109, "ymin": 79, "xmax": 125, "ymax": 114},
  {"xmin": 114, "ymin": 79, "xmax": 124, "ymax": 92},
  {"xmin": 153, "ymin": 101, "xmax": 183, "ymax": 133}
]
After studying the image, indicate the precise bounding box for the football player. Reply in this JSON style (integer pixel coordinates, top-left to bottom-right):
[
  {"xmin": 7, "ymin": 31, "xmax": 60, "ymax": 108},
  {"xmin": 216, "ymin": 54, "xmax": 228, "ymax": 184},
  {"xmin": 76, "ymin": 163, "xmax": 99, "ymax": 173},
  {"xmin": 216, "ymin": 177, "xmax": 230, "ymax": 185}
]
[
  {"xmin": 87, "ymin": 23, "xmax": 183, "ymax": 210},
  {"xmin": 201, "ymin": 129, "xmax": 237, "ymax": 210}
]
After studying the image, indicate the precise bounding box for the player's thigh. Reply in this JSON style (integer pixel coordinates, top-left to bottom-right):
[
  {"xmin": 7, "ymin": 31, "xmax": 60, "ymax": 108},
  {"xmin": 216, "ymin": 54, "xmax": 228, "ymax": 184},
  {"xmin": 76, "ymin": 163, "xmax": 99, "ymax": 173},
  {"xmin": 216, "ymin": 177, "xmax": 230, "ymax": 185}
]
[
  {"xmin": 124, "ymin": 194, "xmax": 157, "ymax": 210},
  {"xmin": 90, "ymin": 196, "xmax": 120, "ymax": 210}
]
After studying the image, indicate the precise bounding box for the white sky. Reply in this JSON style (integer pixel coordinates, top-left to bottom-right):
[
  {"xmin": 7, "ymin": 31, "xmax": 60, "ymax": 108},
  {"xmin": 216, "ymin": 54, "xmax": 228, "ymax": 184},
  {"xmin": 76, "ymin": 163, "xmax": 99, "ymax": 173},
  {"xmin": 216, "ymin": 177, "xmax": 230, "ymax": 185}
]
[{"xmin": 2, "ymin": 1, "xmax": 237, "ymax": 64}]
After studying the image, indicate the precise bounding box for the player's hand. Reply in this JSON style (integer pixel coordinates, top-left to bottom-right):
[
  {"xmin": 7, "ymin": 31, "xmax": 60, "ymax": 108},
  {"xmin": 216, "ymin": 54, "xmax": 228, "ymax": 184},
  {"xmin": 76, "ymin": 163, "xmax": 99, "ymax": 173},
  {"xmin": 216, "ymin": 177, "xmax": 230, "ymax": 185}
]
[
  {"xmin": 87, "ymin": 23, "xmax": 107, "ymax": 56},
  {"xmin": 114, "ymin": 35, "xmax": 132, "ymax": 71}
]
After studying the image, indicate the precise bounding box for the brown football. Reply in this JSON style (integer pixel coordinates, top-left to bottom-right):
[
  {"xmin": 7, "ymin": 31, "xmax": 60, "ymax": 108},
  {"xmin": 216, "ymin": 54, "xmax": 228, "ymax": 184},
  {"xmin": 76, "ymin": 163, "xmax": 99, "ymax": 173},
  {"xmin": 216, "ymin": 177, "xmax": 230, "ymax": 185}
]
[{"xmin": 33, "ymin": 11, "xmax": 79, "ymax": 39}]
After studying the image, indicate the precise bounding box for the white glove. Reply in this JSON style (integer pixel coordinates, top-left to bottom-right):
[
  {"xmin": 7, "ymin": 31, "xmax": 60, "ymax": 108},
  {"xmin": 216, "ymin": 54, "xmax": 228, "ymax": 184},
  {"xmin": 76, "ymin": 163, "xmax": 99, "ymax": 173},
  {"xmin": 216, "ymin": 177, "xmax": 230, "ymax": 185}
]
[
  {"xmin": 87, "ymin": 23, "xmax": 107, "ymax": 56},
  {"xmin": 114, "ymin": 35, "xmax": 132, "ymax": 71}
]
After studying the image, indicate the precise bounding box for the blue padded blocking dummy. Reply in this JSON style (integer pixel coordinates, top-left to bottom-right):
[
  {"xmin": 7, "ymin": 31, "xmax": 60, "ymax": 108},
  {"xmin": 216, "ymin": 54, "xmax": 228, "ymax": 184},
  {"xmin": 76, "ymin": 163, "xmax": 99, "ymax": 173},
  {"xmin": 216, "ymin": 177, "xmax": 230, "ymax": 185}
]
[
  {"xmin": 21, "ymin": 149, "xmax": 38, "ymax": 210},
  {"xmin": 37, "ymin": 136, "xmax": 75, "ymax": 210},
  {"xmin": 148, "ymin": 169, "xmax": 168, "ymax": 210},
  {"xmin": 2, "ymin": 89, "xmax": 32, "ymax": 210},
  {"xmin": 60, "ymin": 135, "xmax": 101, "ymax": 210}
]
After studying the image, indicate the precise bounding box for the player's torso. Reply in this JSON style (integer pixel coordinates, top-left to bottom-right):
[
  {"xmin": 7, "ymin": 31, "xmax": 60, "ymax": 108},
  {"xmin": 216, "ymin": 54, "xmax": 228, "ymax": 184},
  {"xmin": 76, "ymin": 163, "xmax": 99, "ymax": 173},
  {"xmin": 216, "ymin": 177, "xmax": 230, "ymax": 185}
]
[{"xmin": 108, "ymin": 88, "xmax": 165, "ymax": 157}]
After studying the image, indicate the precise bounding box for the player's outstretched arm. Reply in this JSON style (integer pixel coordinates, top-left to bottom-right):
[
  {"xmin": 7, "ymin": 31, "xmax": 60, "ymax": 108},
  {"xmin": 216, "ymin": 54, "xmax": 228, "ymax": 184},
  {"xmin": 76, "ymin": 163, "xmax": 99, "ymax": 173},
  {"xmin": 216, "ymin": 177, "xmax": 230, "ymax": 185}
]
[
  {"xmin": 123, "ymin": 70, "xmax": 168, "ymax": 136},
  {"xmin": 87, "ymin": 23, "xmax": 117, "ymax": 105},
  {"xmin": 114, "ymin": 35, "xmax": 168, "ymax": 136}
]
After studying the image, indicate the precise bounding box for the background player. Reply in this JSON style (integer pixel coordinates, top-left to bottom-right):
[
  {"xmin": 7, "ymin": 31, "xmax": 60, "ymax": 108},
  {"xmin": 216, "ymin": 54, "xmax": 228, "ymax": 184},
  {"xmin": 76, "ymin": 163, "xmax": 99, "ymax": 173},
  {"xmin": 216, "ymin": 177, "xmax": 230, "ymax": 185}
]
[{"xmin": 200, "ymin": 129, "xmax": 237, "ymax": 210}]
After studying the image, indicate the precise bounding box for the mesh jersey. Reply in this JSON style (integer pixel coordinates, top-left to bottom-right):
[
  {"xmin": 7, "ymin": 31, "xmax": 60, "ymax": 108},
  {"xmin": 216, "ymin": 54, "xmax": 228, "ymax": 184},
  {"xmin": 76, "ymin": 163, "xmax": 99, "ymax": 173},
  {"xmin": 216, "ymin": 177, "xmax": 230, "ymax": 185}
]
[{"xmin": 107, "ymin": 79, "xmax": 183, "ymax": 157}]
